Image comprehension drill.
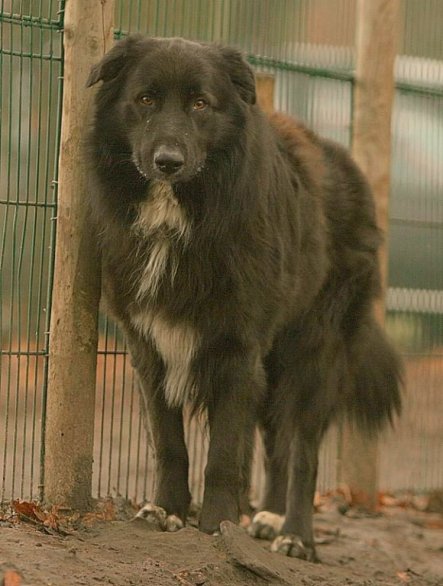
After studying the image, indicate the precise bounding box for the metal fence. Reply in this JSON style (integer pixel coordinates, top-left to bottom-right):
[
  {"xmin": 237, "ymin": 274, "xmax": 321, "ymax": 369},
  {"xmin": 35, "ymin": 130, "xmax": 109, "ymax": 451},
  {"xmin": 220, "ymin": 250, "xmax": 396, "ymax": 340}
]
[
  {"xmin": 1, "ymin": 0, "xmax": 442, "ymax": 506},
  {"xmin": 0, "ymin": 0, "xmax": 62, "ymax": 503}
]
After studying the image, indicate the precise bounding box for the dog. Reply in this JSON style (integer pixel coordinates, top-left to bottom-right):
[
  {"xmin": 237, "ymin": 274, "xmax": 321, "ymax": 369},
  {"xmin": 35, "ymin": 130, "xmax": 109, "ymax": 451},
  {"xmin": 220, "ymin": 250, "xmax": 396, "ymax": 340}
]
[{"xmin": 87, "ymin": 35, "xmax": 402, "ymax": 561}]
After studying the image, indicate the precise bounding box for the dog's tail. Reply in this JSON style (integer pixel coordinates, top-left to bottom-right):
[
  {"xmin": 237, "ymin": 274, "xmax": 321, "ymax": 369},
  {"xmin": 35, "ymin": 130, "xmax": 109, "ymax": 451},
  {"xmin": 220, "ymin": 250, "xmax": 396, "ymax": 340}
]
[{"xmin": 346, "ymin": 319, "xmax": 403, "ymax": 432}]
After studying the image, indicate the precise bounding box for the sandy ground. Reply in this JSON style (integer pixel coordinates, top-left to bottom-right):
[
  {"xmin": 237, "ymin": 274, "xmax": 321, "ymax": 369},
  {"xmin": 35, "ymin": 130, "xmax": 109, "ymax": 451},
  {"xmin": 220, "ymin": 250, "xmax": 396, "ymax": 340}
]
[{"xmin": 1, "ymin": 499, "xmax": 443, "ymax": 586}]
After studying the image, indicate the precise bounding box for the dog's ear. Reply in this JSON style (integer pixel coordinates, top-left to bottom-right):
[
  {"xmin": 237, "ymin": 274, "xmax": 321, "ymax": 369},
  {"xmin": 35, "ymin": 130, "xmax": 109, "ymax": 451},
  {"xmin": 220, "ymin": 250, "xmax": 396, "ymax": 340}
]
[
  {"xmin": 219, "ymin": 46, "xmax": 256, "ymax": 105},
  {"xmin": 86, "ymin": 34, "xmax": 144, "ymax": 87}
]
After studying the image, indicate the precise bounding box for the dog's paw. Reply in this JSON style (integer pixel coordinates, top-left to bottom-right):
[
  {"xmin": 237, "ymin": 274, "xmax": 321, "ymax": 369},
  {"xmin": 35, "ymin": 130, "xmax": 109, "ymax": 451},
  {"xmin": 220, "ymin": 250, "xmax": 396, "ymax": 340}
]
[
  {"xmin": 248, "ymin": 511, "xmax": 285, "ymax": 541},
  {"xmin": 163, "ymin": 513, "xmax": 184, "ymax": 532},
  {"xmin": 271, "ymin": 534, "xmax": 317, "ymax": 561},
  {"xmin": 136, "ymin": 503, "xmax": 184, "ymax": 532}
]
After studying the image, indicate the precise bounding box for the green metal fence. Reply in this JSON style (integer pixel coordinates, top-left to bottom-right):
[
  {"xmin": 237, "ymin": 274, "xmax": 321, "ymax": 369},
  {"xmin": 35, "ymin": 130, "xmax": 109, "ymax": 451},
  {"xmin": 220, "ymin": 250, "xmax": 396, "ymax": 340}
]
[
  {"xmin": 0, "ymin": 0, "xmax": 62, "ymax": 503},
  {"xmin": 1, "ymin": 0, "xmax": 442, "ymax": 506}
]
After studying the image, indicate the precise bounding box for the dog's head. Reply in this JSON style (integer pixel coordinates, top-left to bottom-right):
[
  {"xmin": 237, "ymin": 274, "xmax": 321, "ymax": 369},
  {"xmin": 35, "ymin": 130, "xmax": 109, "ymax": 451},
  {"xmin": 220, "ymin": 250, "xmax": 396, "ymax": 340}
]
[{"xmin": 88, "ymin": 35, "xmax": 256, "ymax": 183}]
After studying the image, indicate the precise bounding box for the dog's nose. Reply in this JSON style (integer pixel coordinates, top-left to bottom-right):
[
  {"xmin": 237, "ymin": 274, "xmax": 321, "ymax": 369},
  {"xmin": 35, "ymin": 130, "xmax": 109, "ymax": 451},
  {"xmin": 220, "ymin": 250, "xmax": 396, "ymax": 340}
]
[{"xmin": 154, "ymin": 147, "xmax": 184, "ymax": 175}]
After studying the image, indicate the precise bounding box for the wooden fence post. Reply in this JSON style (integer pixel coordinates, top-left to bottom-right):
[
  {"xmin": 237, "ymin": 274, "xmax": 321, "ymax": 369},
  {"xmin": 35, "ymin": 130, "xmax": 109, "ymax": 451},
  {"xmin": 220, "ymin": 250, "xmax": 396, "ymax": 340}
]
[
  {"xmin": 340, "ymin": 0, "xmax": 400, "ymax": 509},
  {"xmin": 256, "ymin": 73, "xmax": 275, "ymax": 115},
  {"xmin": 43, "ymin": 0, "xmax": 114, "ymax": 511}
]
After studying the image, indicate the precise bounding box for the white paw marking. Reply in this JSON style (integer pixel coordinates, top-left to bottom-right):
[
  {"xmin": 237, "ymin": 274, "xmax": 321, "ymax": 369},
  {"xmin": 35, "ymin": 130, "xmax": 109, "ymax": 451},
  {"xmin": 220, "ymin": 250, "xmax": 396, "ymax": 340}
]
[
  {"xmin": 271, "ymin": 534, "xmax": 315, "ymax": 561},
  {"xmin": 136, "ymin": 502, "xmax": 167, "ymax": 525},
  {"xmin": 164, "ymin": 514, "xmax": 184, "ymax": 532},
  {"xmin": 136, "ymin": 503, "xmax": 184, "ymax": 532},
  {"xmin": 248, "ymin": 511, "xmax": 285, "ymax": 540}
]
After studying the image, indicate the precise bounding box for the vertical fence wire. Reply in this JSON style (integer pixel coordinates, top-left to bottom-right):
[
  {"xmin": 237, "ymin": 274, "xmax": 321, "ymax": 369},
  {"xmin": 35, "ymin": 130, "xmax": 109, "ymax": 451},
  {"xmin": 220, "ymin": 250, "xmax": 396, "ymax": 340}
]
[{"xmin": 0, "ymin": 0, "xmax": 63, "ymax": 503}]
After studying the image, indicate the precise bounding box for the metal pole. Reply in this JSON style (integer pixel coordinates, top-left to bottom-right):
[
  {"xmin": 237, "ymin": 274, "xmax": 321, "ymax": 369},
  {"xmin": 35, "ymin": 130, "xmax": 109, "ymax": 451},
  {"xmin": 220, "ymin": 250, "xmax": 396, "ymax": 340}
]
[
  {"xmin": 43, "ymin": 0, "xmax": 114, "ymax": 510},
  {"xmin": 340, "ymin": 0, "xmax": 400, "ymax": 509}
]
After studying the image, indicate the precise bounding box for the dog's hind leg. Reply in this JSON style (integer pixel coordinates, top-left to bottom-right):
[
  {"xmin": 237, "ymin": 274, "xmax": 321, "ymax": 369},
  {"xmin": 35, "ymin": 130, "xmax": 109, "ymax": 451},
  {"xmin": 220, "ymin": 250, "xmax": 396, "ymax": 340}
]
[
  {"xmin": 251, "ymin": 327, "xmax": 345, "ymax": 560},
  {"xmin": 248, "ymin": 417, "xmax": 288, "ymax": 540},
  {"xmin": 270, "ymin": 425, "xmax": 324, "ymax": 561},
  {"xmin": 250, "ymin": 420, "xmax": 324, "ymax": 561},
  {"xmin": 261, "ymin": 419, "xmax": 288, "ymax": 515}
]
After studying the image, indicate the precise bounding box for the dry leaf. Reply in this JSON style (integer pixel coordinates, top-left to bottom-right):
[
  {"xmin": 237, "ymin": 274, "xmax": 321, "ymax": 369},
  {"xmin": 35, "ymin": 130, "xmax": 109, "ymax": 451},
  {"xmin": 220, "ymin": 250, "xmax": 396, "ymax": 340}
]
[
  {"xmin": 82, "ymin": 500, "xmax": 116, "ymax": 526},
  {"xmin": 239, "ymin": 514, "xmax": 251, "ymax": 528},
  {"xmin": 3, "ymin": 570, "xmax": 22, "ymax": 586},
  {"xmin": 396, "ymin": 571, "xmax": 411, "ymax": 583},
  {"xmin": 422, "ymin": 518, "xmax": 443, "ymax": 530},
  {"xmin": 44, "ymin": 512, "xmax": 61, "ymax": 531},
  {"xmin": 11, "ymin": 500, "xmax": 62, "ymax": 532},
  {"xmin": 11, "ymin": 500, "xmax": 40, "ymax": 520}
]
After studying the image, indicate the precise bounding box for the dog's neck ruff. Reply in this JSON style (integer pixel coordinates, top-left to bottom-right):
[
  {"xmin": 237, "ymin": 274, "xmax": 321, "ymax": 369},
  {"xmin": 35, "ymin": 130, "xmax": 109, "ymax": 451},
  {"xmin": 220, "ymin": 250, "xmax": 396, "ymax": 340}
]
[{"xmin": 132, "ymin": 181, "xmax": 191, "ymax": 300}]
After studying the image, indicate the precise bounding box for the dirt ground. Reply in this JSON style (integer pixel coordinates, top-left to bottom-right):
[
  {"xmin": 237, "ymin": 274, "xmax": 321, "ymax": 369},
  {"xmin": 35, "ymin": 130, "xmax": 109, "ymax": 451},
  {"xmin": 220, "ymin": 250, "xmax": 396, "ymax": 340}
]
[{"xmin": 1, "ymin": 498, "xmax": 443, "ymax": 586}]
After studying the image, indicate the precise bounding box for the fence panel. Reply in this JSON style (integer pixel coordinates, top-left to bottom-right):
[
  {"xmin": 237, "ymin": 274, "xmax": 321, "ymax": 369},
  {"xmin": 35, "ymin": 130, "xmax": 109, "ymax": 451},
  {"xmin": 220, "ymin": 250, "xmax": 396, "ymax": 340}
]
[
  {"xmin": 381, "ymin": 0, "xmax": 443, "ymax": 490},
  {"xmin": 1, "ymin": 0, "xmax": 442, "ymax": 506},
  {"xmin": 0, "ymin": 0, "xmax": 62, "ymax": 502}
]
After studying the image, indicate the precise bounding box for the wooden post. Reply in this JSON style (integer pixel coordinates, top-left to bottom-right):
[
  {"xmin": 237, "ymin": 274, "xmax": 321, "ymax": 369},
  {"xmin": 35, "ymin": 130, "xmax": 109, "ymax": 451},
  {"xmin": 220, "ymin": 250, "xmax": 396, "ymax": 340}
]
[
  {"xmin": 340, "ymin": 0, "xmax": 400, "ymax": 509},
  {"xmin": 43, "ymin": 0, "xmax": 114, "ymax": 510},
  {"xmin": 256, "ymin": 73, "xmax": 275, "ymax": 115}
]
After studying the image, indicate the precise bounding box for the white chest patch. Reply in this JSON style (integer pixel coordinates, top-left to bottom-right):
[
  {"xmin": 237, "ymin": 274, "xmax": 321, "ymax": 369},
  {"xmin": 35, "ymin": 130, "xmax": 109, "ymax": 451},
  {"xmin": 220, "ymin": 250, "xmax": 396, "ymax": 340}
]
[
  {"xmin": 137, "ymin": 238, "xmax": 171, "ymax": 299},
  {"xmin": 133, "ymin": 181, "xmax": 190, "ymax": 239},
  {"xmin": 132, "ymin": 181, "xmax": 190, "ymax": 300},
  {"xmin": 131, "ymin": 311, "xmax": 200, "ymax": 407}
]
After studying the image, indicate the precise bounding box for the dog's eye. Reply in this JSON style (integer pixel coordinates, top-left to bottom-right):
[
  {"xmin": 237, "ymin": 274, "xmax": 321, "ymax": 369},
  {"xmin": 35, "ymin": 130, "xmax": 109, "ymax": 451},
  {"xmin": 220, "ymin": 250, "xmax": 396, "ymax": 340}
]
[
  {"xmin": 139, "ymin": 95, "xmax": 155, "ymax": 107},
  {"xmin": 193, "ymin": 98, "xmax": 208, "ymax": 111}
]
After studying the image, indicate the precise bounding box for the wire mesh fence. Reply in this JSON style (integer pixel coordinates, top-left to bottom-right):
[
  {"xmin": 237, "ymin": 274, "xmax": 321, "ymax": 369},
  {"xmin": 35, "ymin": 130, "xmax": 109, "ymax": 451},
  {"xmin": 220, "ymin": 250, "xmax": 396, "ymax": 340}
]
[
  {"xmin": 1, "ymin": 0, "xmax": 442, "ymax": 506},
  {"xmin": 0, "ymin": 0, "xmax": 62, "ymax": 503}
]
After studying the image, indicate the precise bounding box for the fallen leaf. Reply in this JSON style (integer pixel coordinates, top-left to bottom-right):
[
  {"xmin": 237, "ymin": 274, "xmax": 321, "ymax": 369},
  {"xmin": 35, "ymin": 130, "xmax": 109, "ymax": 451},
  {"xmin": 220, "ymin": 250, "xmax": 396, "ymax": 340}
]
[
  {"xmin": 239, "ymin": 514, "xmax": 251, "ymax": 528},
  {"xmin": 396, "ymin": 570, "xmax": 411, "ymax": 583},
  {"xmin": 82, "ymin": 499, "xmax": 116, "ymax": 526},
  {"xmin": 11, "ymin": 501, "xmax": 62, "ymax": 533},
  {"xmin": 44, "ymin": 512, "xmax": 61, "ymax": 531},
  {"xmin": 422, "ymin": 518, "xmax": 443, "ymax": 530},
  {"xmin": 3, "ymin": 569, "xmax": 22, "ymax": 586},
  {"xmin": 11, "ymin": 500, "xmax": 40, "ymax": 520}
]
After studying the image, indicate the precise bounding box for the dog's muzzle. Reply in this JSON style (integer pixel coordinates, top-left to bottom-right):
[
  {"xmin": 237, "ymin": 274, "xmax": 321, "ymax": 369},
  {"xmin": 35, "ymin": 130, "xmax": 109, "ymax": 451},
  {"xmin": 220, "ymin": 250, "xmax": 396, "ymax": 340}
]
[{"xmin": 153, "ymin": 146, "xmax": 185, "ymax": 177}]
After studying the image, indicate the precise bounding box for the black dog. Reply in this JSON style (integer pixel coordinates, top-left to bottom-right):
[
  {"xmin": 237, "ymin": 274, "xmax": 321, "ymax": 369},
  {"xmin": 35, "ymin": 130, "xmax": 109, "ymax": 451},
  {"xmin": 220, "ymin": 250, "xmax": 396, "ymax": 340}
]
[{"xmin": 87, "ymin": 35, "xmax": 402, "ymax": 560}]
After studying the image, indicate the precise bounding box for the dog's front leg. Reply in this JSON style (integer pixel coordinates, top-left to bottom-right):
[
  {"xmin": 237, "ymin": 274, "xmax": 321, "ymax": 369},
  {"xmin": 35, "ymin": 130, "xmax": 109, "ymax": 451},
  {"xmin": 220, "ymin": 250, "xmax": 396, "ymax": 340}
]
[
  {"xmin": 126, "ymin": 330, "xmax": 191, "ymax": 529},
  {"xmin": 198, "ymin": 346, "xmax": 263, "ymax": 534}
]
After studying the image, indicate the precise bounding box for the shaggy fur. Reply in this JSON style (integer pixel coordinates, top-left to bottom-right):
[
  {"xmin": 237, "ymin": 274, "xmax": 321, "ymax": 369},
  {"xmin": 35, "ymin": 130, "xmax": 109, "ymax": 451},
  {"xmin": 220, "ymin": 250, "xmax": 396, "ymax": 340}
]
[{"xmin": 87, "ymin": 35, "xmax": 402, "ymax": 559}]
